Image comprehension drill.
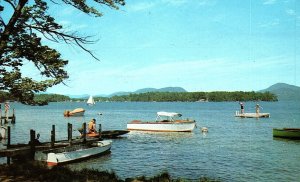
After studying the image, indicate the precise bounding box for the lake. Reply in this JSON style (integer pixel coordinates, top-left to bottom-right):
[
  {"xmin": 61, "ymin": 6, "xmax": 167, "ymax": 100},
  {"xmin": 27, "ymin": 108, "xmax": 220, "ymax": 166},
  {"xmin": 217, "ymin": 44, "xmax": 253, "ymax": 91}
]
[{"xmin": 0, "ymin": 101, "xmax": 299, "ymax": 181}]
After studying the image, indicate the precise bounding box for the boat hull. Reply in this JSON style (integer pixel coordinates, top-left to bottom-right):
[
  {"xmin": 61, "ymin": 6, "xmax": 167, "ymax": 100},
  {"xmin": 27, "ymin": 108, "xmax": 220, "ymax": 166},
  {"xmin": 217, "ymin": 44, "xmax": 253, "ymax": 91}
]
[
  {"xmin": 87, "ymin": 130, "xmax": 130, "ymax": 138},
  {"xmin": 69, "ymin": 111, "xmax": 85, "ymax": 117},
  {"xmin": 35, "ymin": 140, "xmax": 112, "ymax": 166},
  {"xmin": 64, "ymin": 108, "xmax": 85, "ymax": 117},
  {"xmin": 127, "ymin": 121, "xmax": 196, "ymax": 132},
  {"xmin": 273, "ymin": 128, "xmax": 300, "ymax": 139}
]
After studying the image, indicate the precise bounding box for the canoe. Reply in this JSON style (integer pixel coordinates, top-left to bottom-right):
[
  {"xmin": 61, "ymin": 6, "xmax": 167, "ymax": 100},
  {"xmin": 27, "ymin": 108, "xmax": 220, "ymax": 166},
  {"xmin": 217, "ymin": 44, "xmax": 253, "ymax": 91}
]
[
  {"xmin": 273, "ymin": 128, "xmax": 300, "ymax": 139},
  {"xmin": 86, "ymin": 130, "xmax": 130, "ymax": 139},
  {"xmin": 127, "ymin": 111, "xmax": 196, "ymax": 132},
  {"xmin": 64, "ymin": 108, "xmax": 85, "ymax": 117},
  {"xmin": 34, "ymin": 140, "xmax": 112, "ymax": 166}
]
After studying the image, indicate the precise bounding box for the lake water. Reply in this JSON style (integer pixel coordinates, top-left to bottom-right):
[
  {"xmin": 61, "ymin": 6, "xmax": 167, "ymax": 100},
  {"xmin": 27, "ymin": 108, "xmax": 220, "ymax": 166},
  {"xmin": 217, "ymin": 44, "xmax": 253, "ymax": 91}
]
[{"xmin": 0, "ymin": 101, "xmax": 299, "ymax": 181}]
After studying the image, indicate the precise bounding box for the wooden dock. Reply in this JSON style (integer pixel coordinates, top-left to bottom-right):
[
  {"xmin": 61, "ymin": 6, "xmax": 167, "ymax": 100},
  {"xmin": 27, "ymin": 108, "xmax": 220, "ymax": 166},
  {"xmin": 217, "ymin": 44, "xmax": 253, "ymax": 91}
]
[
  {"xmin": 0, "ymin": 123, "xmax": 101, "ymax": 163},
  {"xmin": 235, "ymin": 111, "xmax": 270, "ymax": 118},
  {"xmin": 0, "ymin": 108, "xmax": 16, "ymax": 124}
]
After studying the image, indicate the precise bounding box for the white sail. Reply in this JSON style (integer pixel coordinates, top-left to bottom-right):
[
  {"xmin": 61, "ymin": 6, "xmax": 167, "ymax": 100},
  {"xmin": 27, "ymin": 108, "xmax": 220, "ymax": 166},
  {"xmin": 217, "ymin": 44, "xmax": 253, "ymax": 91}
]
[{"xmin": 87, "ymin": 95, "xmax": 95, "ymax": 105}]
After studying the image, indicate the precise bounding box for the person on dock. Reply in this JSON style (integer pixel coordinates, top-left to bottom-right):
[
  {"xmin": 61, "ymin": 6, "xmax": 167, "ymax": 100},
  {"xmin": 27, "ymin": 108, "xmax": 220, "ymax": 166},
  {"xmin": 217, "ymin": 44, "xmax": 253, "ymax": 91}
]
[
  {"xmin": 88, "ymin": 118, "xmax": 97, "ymax": 134},
  {"xmin": 255, "ymin": 104, "xmax": 262, "ymax": 114},
  {"xmin": 239, "ymin": 102, "xmax": 244, "ymax": 114}
]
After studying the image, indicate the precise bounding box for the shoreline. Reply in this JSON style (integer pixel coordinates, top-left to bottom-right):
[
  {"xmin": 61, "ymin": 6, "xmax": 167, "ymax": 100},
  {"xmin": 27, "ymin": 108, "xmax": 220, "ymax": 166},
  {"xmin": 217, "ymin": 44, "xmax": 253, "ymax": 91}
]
[{"xmin": 0, "ymin": 162, "xmax": 219, "ymax": 182}]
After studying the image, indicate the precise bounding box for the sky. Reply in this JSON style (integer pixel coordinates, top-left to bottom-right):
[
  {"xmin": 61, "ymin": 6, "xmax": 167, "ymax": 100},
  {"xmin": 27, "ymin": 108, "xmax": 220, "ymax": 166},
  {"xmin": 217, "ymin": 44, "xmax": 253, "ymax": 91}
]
[{"xmin": 8, "ymin": 0, "xmax": 300, "ymax": 95}]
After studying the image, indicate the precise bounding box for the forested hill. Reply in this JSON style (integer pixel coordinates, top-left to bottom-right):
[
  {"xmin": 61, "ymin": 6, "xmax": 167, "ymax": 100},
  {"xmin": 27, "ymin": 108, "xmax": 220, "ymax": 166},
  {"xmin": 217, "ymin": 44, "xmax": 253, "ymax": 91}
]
[
  {"xmin": 96, "ymin": 91, "xmax": 277, "ymax": 102},
  {"xmin": 108, "ymin": 87, "xmax": 187, "ymax": 97},
  {"xmin": 260, "ymin": 83, "xmax": 300, "ymax": 101}
]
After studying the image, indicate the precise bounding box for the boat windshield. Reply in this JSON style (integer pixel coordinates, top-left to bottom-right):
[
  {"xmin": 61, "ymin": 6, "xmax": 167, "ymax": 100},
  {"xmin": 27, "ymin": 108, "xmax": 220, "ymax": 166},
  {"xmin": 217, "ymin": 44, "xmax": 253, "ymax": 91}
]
[{"xmin": 156, "ymin": 112, "xmax": 182, "ymax": 122}]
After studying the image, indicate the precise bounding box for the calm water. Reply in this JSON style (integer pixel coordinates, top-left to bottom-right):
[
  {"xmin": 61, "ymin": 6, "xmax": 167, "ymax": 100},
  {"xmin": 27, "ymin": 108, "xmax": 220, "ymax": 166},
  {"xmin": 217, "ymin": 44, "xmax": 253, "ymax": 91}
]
[{"xmin": 1, "ymin": 101, "xmax": 299, "ymax": 181}]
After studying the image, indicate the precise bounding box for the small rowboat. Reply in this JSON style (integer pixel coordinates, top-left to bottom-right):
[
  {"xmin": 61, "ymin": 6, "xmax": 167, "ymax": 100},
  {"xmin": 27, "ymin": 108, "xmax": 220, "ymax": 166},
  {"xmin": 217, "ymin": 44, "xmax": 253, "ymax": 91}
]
[
  {"xmin": 64, "ymin": 108, "xmax": 85, "ymax": 117},
  {"xmin": 34, "ymin": 140, "xmax": 112, "ymax": 166},
  {"xmin": 273, "ymin": 128, "xmax": 300, "ymax": 139}
]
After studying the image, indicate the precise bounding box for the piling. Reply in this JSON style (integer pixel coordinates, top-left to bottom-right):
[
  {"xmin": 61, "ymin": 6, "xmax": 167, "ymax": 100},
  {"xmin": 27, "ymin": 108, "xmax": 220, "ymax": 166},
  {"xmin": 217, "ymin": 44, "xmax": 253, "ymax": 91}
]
[
  {"xmin": 7, "ymin": 126, "xmax": 11, "ymax": 164},
  {"xmin": 7, "ymin": 126, "xmax": 11, "ymax": 148},
  {"xmin": 29, "ymin": 129, "xmax": 36, "ymax": 160},
  {"xmin": 51, "ymin": 125, "xmax": 55, "ymax": 148},
  {"xmin": 98, "ymin": 124, "xmax": 102, "ymax": 140},
  {"xmin": 82, "ymin": 123, "xmax": 86, "ymax": 143},
  {"xmin": 11, "ymin": 109, "xmax": 15, "ymax": 123},
  {"xmin": 68, "ymin": 123, "xmax": 72, "ymax": 145}
]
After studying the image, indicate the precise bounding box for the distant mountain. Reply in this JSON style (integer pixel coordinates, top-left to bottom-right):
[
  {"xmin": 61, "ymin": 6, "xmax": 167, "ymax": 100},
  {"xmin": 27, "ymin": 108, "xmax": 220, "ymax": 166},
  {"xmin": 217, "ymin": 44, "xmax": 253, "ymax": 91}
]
[
  {"xmin": 109, "ymin": 87, "xmax": 187, "ymax": 97},
  {"xmin": 260, "ymin": 83, "xmax": 300, "ymax": 101},
  {"xmin": 66, "ymin": 94, "xmax": 89, "ymax": 99}
]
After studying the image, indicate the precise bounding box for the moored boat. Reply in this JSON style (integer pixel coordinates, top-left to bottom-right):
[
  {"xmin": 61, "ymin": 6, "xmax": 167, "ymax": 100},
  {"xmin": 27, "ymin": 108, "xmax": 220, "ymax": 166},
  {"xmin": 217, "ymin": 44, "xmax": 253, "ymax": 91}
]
[
  {"xmin": 86, "ymin": 130, "xmax": 130, "ymax": 139},
  {"xmin": 87, "ymin": 95, "xmax": 95, "ymax": 106},
  {"xmin": 64, "ymin": 108, "xmax": 85, "ymax": 117},
  {"xmin": 34, "ymin": 140, "xmax": 112, "ymax": 166},
  {"xmin": 127, "ymin": 112, "xmax": 196, "ymax": 132},
  {"xmin": 273, "ymin": 128, "xmax": 300, "ymax": 139}
]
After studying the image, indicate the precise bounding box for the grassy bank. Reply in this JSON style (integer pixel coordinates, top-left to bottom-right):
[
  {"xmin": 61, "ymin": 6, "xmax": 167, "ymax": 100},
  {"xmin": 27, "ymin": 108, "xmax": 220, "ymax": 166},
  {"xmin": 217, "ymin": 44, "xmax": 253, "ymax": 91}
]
[{"xmin": 0, "ymin": 162, "xmax": 220, "ymax": 182}]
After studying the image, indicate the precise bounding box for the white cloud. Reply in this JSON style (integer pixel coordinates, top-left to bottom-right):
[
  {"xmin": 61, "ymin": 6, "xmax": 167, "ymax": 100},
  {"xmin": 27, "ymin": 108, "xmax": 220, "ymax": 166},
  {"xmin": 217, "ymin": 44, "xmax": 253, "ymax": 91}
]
[
  {"xmin": 263, "ymin": 0, "xmax": 276, "ymax": 5},
  {"xmin": 286, "ymin": 9, "xmax": 296, "ymax": 16},
  {"xmin": 127, "ymin": 2, "xmax": 156, "ymax": 12},
  {"xmin": 162, "ymin": 0, "xmax": 187, "ymax": 6},
  {"xmin": 259, "ymin": 19, "xmax": 279, "ymax": 28}
]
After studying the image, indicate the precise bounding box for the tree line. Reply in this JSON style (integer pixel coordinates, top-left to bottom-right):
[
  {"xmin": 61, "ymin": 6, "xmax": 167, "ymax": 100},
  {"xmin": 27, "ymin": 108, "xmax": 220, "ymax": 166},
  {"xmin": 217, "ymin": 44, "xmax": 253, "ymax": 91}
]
[
  {"xmin": 95, "ymin": 91, "xmax": 277, "ymax": 102},
  {"xmin": 0, "ymin": 91, "xmax": 70, "ymax": 105},
  {"xmin": 0, "ymin": 91, "xmax": 277, "ymax": 103}
]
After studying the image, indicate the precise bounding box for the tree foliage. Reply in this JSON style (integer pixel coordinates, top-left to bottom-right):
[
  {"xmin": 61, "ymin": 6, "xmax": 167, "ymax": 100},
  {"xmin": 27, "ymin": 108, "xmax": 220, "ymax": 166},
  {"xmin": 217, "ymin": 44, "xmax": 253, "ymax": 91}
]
[
  {"xmin": 95, "ymin": 91, "xmax": 278, "ymax": 102},
  {"xmin": 0, "ymin": 0, "xmax": 125, "ymax": 105}
]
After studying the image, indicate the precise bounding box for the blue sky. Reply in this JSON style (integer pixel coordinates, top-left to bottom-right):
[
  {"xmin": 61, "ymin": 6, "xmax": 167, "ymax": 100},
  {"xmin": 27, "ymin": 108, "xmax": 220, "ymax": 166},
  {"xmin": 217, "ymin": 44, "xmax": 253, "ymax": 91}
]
[{"xmin": 17, "ymin": 0, "xmax": 300, "ymax": 95}]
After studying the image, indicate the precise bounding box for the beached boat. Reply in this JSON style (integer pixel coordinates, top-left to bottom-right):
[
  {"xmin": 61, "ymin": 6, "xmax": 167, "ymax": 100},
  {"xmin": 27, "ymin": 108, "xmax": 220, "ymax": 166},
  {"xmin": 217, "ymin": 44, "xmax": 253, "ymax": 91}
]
[
  {"xmin": 85, "ymin": 130, "xmax": 130, "ymax": 139},
  {"xmin": 34, "ymin": 140, "xmax": 112, "ymax": 166},
  {"xmin": 64, "ymin": 108, "xmax": 85, "ymax": 117},
  {"xmin": 87, "ymin": 95, "xmax": 95, "ymax": 106},
  {"xmin": 127, "ymin": 112, "xmax": 196, "ymax": 132},
  {"xmin": 273, "ymin": 128, "xmax": 300, "ymax": 139}
]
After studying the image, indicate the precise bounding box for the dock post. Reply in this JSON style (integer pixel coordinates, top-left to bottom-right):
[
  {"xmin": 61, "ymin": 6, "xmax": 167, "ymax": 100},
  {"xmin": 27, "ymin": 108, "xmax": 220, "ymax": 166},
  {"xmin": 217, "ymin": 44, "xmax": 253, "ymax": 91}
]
[
  {"xmin": 98, "ymin": 124, "xmax": 102, "ymax": 140},
  {"xmin": 68, "ymin": 123, "xmax": 72, "ymax": 145},
  {"xmin": 7, "ymin": 126, "xmax": 11, "ymax": 148},
  {"xmin": 6, "ymin": 126, "xmax": 11, "ymax": 164},
  {"xmin": 0, "ymin": 108, "xmax": 2, "ymax": 125},
  {"xmin": 11, "ymin": 109, "xmax": 15, "ymax": 124},
  {"xmin": 51, "ymin": 125, "xmax": 55, "ymax": 148},
  {"xmin": 29, "ymin": 129, "xmax": 36, "ymax": 160},
  {"xmin": 83, "ymin": 122, "xmax": 86, "ymax": 143}
]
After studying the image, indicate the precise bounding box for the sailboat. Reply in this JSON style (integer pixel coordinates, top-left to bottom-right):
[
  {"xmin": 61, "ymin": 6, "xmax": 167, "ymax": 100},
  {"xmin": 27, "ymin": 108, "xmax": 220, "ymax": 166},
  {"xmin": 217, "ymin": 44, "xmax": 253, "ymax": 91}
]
[{"xmin": 87, "ymin": 95, "xmax": 95, "ymax": 105}]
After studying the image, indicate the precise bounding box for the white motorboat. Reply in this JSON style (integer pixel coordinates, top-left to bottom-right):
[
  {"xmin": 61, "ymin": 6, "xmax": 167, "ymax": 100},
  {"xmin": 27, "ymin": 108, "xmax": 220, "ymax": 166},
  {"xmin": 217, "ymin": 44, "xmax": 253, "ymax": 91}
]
[
  {"xmin": 35, "ymin": 140, "xmax": 112, "ymax": 166},
  {"xmin": 127, "ymin": 112, "xmax": 196, "ymax": 132}
]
